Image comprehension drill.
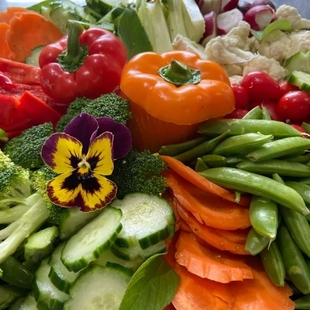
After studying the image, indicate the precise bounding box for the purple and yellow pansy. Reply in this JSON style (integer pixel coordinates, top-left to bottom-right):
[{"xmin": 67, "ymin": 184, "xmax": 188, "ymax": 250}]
[{"xmin": 41, "ymin": 113, "xmax": 132, "ymax": 212}]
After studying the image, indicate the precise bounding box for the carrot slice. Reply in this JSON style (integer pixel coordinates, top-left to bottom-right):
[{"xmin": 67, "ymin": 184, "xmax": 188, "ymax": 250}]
[
  {"xmin": 0, "ymin": 23, "xmax": 13, "ymax": 59},
  {"xmin": 0, "ymin": 7, "xmax": 28, "ymax": 24},
  {"xmin": 164, "ymin": 170, "xmax": 251, "ymax": 230},
  {"xmin": 230, "ymin": 257, "xmax": 294, "ymax": 310},
  {"xmin": 175, "ymin": 231, "xmax": 253, "ymax": 283},
  {"xmin": 175, "ymin": 200, "xmax": 249, "ymax": 255},
  {"xmin": 161, "ymin": 155, "xmax": 250, "ymax": 205},
  {"xmin": 7, "ymin": 12, "xmax": 63, "ymax": 62}
]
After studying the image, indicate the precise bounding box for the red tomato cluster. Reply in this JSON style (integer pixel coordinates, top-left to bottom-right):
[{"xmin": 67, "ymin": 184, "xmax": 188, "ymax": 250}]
[{"xmin": 227, "ymin": 72, "xmax": 310, "ymax": 133}]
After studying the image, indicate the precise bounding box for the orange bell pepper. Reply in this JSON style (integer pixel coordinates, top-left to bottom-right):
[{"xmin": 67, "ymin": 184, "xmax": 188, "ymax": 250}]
[{"xmin": 120, "ymin": 50, "xmax": 235, "ymax": 152}]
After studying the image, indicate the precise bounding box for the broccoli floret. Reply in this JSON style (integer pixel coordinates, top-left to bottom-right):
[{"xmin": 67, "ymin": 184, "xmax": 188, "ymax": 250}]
[
  {"xmin": 29, "ymin": 165, "xmax": 63, "ymax": 225},
  {"xmin": 55, "ymin": 93, "xmax": 131, "ymax": 132},
  {"xmin": 109, "ymin": 149, "xmax": 167, "ymax": 199},
  {"xmin": 3, "ymin": 123, "xmax": 54, "ymax": 170}
]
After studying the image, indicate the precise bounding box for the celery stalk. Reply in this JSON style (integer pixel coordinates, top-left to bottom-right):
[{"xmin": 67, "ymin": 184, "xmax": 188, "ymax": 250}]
[{"xmin": 166, "ymin": 0, "xmax": 187, "ymax": 42}]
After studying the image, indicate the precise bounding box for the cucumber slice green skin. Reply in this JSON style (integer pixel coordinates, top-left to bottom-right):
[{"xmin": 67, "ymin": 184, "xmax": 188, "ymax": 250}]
[
  {"xmin": 33, "ymin": 258, "xmax": 70, "ymax": 310},
  {"xmin": 17, "ymin": 294, "xmax": 38, "ymax": 310},
  {"xmin": 63, "ymin": 264, "xmax": 130, "ymax": 310},
  {"xmin": 48, "ymin": 243, "xmax": 79, "ymax": 294},
  {"xmin": 111, "ymin": 193, "xmax": 175, "ymax": 250},
  {"xmin": 287, "ymin": 70, "xmax": 310, "ymax": 93},
  {"xmin": 284, "ymin": 51, "xmax": 310, "ymax": 74},
  {"xmin": 61, "ymin": 207, "xmax": 123, "ymax": 272}
]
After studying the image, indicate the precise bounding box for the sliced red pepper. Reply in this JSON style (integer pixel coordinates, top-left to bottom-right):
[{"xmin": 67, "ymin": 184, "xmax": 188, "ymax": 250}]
[
  {"xmin": 18, "ymin": 90, "xmax": 62, "ymax": 125},
  {"xmin": 0, "ymin": 93, "xmax": 16, "ymax": 123}
]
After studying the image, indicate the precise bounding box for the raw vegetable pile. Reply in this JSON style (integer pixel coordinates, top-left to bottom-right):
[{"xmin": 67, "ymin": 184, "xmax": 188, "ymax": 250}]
[{"xmin": 2, "ymin": 0, "xmax": 310, "ymax": 309}]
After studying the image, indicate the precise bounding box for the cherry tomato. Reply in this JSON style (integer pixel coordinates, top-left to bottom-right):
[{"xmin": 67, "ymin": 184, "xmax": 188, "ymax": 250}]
[
  {"xmin": 277, "ymin": 90, "xmax": 310, "ymax": 123},
  {"xmin": 260, "ymin": 101, "xmax": 285, "ymax": 121},
  {"xmin": 231, "ymin": 84, "xmax": 249, "ymax": 109},
  {"xmin": 224, "ymin": 108, "xmax": 249, "ymax": 119},
  {"xmin": 289, "ymin": 124, "xmax": 308, "ymax": 138},
  {"xmin": 279, "ymin": 81, "xmax": 299, "ymax": 97},
  {"xmin": 241, "ymin": 71, "xmax": 282, "ymax": 102}
]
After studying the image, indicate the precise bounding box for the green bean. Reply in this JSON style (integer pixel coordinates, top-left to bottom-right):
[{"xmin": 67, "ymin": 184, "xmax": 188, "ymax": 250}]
[
  {"xmin": 250, "ymin": 196, "xmax": 278, "ymax": 240},
  {"xmin": 213, "ymin": 133, "xmax": 273, "ymax": 156},
  {"xmin": 194, "ymin": 157, "xmax": 209, "ymax": 172},
  {"xmin": 260, "ymin": 241, "xmax": 285, "ymax": 287},
  {"xmin": 200, "ymin": 154, "xmax": 227, "ymax": 168},
  {"xmin": 159, "ymin": 136, "xmax": 207, "ymax": 156},
  {"xmin": 272, "ymin": 173, "xmax": 285, "ymax": 184},
  {"xmin": 242, "ymin": 106, "xmax": 263, "ymax": 119},
  {"xmin": 285, "ymin": 181, "xmax": 310, "ymax": 206},
  {"xmin": 261, "ymin": 106, "xmax": 272, "ymax": 120},
  {"xmin": 200, "ymin": 167, "xmax": 309, "ymax": 216},
  {"xmin": 225, "ymin": 156, "xmax": 244, "ymax": 166},
  {"xmin": 244, "ymin": 227, "xmax": 269, "ymax": 256},
  {"xmin": 277, "ymin": 224, "xmax": 310, "ymax": 294},
  {"xmin": 237, "ymin": 159, "xmax": 310, "ymax": 178},
  {"xmin": 198, "ymin": 119, "xmax": 302, "ymax": 138},
  {"xmin": 246, "ymin": 136, "xmax": 310, "ymax": 162},
  {"xmin": 294, "ymin": 294, "xmax": 310, "ymax": 309},
  {"xmin": 281, "ymin": 152, "xmax": 310, "ymax": 164},
  {"xmin": 174, "ymin": 131, "xmax": 229, "ymax": 163}
]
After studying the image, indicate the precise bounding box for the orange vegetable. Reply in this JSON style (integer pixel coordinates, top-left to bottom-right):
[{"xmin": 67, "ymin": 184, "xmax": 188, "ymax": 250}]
[
  {"xmin": 0, "ymin": 7, "xmax": 28, "ymax": 23},
  {"xmin": 164, "ymin": 169, "xmax": 251, "ymax": 230},
  {"xmin": 120, "ymin": 50, "xmax": 235, "ymax": 152},
  {"xmin": 175, "ymin": 231, "xmax": 254, "ymax": 283},
  {"xmin": 0, "ymin": 23, "xmax": 12, "ymax": 59}
]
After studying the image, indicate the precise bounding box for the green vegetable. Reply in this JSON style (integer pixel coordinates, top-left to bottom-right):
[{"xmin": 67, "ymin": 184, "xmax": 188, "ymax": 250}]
[
  {"xmin": 242, "ymin": 105, "xmax": 263, "ymax": 119},
  {"xmin": 286, "ymin": 70, "xmax": 310, "ymax": 92},
  {"xmin": 0, "ymin": 285, "xmax": 25, "ymax": 310},
  {"xmin": 294, "ymin": 294, "xmax": 310, "ymax": 309},
  {"xmin": 252, "ymin": 19, "xmax": 291, "ymax": 41},
  {"xmin": 244, "ymin": 227, "xmax": 269, "ymax": 256},
  {"xmin": 55, "ymin": 93, "xmax": 131, "ymax": 132},
  {"xmin": 109, "ymin": 149, "xmax": 167, "ymax": 199},
  {"xmin": 119, "ymin": 253, "xmax": 180, "ymax": 310},
  {"xmin": 200, "ymin": 154, "xmax": 227, "ymax": 168},
  {"xmin": 3, "ymin": 122, "xmax": 54, "ymax": 170}
]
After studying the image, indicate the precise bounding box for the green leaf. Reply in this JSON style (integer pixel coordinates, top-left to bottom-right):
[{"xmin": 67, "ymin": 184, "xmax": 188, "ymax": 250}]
[
  {"xmin": 119, "ymin": 253, "xmax": 180, "ymax": 310},
  {"xmin": 117, "ymin": 7, "xmax": 153, "ymax": 60},
  {"xmin": 251, "ymin": 19, "xmax": 292, "ymax": 41}
]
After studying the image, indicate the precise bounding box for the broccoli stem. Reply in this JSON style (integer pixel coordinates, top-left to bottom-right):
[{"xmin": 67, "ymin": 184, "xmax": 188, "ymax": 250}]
[
  {"xmin": 0, "ymin": 205, "xmax": 29, "ymax": 224},
  {"xmin": 0, "ymin": 193, "xmax": 49, "ymax": 264}
]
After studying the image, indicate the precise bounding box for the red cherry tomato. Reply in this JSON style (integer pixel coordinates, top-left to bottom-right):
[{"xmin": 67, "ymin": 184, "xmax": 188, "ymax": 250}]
[
  {"xmin": 241, "ymin": 71, "xmax": 282, "ymax": 102},
  {"xmin": 289, "ymin": 124, "xmax": 308, "ymax": 138},
  {"xmin": 277, "ymin": 90, "xmax": 310, "ymax": 123},
  {"xmin": 279, "ymin": 81, "xmax": 299, "ymax": 97},
  {"xmin": 231, "ymin": 84, "xmax": 249, "ymax": 109},
  {"xmin": 224, "ymin": 108, "xmax": 249, "ymax": 119},
  {"xmin": 260, "ymin": 101, "xmax": 285, "ymax": 121}
]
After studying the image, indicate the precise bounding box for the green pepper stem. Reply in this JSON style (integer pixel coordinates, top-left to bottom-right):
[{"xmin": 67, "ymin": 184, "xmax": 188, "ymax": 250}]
[{"xmin": 158, "ymin": 60, "xmax": 201, "ymax": 86}]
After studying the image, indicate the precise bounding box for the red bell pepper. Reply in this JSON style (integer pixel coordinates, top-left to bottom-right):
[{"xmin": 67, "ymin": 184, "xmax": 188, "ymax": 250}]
[{"xmin": 39, "ymin": 22, "xmax": 127, "ymax": 104}]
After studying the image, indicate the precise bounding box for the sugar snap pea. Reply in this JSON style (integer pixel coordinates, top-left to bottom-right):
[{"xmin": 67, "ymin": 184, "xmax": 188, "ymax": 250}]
[
  {"xmin": 261, "ymin": 106, "xmax": 272, "ymax": 120},
  {"xmin": 242, "ymin": 106, "xmax": 263, "ymax": 119},
  {"xmin": 294, "ymin": 294, "xmax": 310, "ymax": 309},
  {"xmin": 213, "ymin": 133, "xmax": 273, "ymax": 156},
  {"xmin": 194, "ymin": 157, "xmax": 209, "ymax": 172},
  {"xmin": 246, "ymin": 137, "xmax": 310, "ymax": 162},
  {"xmin": 198, "ymin": 119, "xmax": 302, "ymax": 138},
  {"xmin": 250, "ymin": 196, "xmax": 278, "ymax": 240},
  {"xmin": 282, "ymin": 152, "xmax": 310, "ymax": 164},
  {"xmin": 200, "ymin": 154, "xmax": 227, "ymax": 167},
  {"xmin": 277, "ymin": 224, "xmax": 310, "ymax": 294},
  {"xmin": 244, "ymin": 227, "xmax": 269, "ymax": 256},
  {"xmin": 285, "ymin": 181, "xmax": 310, "ymax": 206},
  {"xmin": 200, "ymin": 167, "xmax": 309, "ymax": 216},
  {"xmin": 237, "ymin": 159, "xmax": 310, "ymax": 178}
]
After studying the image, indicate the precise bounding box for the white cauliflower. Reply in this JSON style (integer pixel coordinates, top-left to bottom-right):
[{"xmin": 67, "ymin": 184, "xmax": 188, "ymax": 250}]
[
  {"xmin": 172, "ymin": 34, "xmax": 207, "ymax": 59},
  {"xmin": 204, "ymin": 21, "xmax": 256, "ymax": 65},
  {"xmin": 243, "ymin": 55, "xmax": 288, "ymax": 82},
  {"xmin": 276, "ymin": 5, "xmax": 310, "ymax": 30},
  {"xmin": 229, "ymin": 75, "xmax": 243, "ymax": 85}
]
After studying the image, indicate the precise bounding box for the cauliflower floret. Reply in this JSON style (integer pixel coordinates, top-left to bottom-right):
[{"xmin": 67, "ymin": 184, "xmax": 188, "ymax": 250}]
[
  {"xmin": 172, "ymin": 34, "xmax": 207, "ymax": 59},
  {"xmin": 204, "ymin": 21, "xmax": 256, "ymax": 65},
  {"xmin": 287, "ymin": 31, "xmax": 310, "ymax": 58},
  {"xmin": 243, "ymin": 55, "xmax": 288, "ymax": 82},
  {"xmin": 276, "ymin": 5, "xmax": 310, "ymax": 30},
  {"xmin": 222, "ymin": 64, "xmax": 243, "ymax": 76},
  {"xmin": 229, "ymin": 75, "xmax": 243, "ymax": 85}
]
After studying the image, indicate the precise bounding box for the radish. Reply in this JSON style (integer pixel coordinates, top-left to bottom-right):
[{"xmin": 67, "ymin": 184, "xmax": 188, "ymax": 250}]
[
  {"xmin": 197, "ymin": 0, "xmax": 222, "ymax": 15},
  {"xmin": 237, "ymin": 0, "xmax": 253, "ymax": 14},
  {"xmin": 244, "ymin": 4, "xmax": 275, "ymax": 31},
  {"xmin": 252, "ymin": 0, "xmax": 276, "ymax": 11},
  {"xmin": 221, "ymin": 0, "xmax": 239, "ymax": 12},
  {"xmin": 201, "ymin": 11, "xmax": 217, "ymax": 46},
  {"xmin": 217, "ymin": 8, "xmax": 244, "ymax": 35}
]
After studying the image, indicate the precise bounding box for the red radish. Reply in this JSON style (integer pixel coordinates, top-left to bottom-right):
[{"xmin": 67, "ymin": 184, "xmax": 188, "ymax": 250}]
[
  {"xmin": 198, "ymin": 0, "xmax": 222, "ymax": 15},
  {"xmin": 243, "ymin": 4, "xmax": 275, "ymax": 31},
  {"xmin": 221, "ymin": 0, "xmax": 239, "ymax": 12},
  {"xmin": 252, "ymin": 0, "xmax": 276, "ymax": 11},
  {"xmin": 217, "ymin": 8, "xmax": 244, "ymax": 35},
  {"xmin": 237, "ymin": 0, "xmax": 254, "ymax": 14},
  {"xmin": 201, "ymin": 11, "xmax": 217, "ymax": 46}
]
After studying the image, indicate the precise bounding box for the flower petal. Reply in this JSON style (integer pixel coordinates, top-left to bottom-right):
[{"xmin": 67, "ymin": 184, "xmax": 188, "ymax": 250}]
[
  {"xmin": 79, "ymin": 173, "xmax": 117, "ymax": 212},
  {"xmin": 97, "ymin": 117, "xmax": 132, "ymax": 159},
  {"xmin": 41, "ymin": 133, "xmax": 83, "ymax": 174},
  {"xmin": 64, "ymin": 113, "xmax": 99, "ymax": 154},
  {"xmin": 87, "ymin": 131, "xmax": 114, "ymax": 176}
]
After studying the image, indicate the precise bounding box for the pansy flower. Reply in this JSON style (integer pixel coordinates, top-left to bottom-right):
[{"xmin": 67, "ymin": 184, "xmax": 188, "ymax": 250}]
[{"xmin": 41, "ymin": 113, "xmax": 132, "ymax": 212}]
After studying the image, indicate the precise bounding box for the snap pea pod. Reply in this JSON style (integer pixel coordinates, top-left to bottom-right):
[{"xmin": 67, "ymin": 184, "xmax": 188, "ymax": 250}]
[
  {"xmin": 246, "ymin": 137, "xmax": 310, "ymax": 162},
  {"xmin": 201, "ymin": 154, "xmax": 227, "ymax": 168},
  {"xmin": 174, "ymin": 131, "xmax": 229, "ymax": 163},
  {"xmin": 226, "ymin": 156, "xmax": 244, "ymax": 166},
  {"xmin": 260, "ymin": 241, "xmax": 285, "ymax": 287},
  {"xmin": 244, "ymin": 227, "xmax": 269, "ymax": 256},
  {"xmin": 261, "ymin": 106, "xmax": 272, "ymax": 120},
  {"xmin": 237, "ymin": 159, "xmax": 310, "ymax": 178},
  {"xmin": 213, "ymin": 133, "xmax": 273, "ymax": 156},
  {"xmin": 200, "ymin": 167, "xmax": 309, "ymax": 216},
  {"xmin": 280, "ymin": 207, "xmax": 310, "ymax": 259},
  {"xmin": 272, "ymin": 173, "xmax": 285, "ymax": 184},
  {"xmin": 242, "ymin": 106, "xmax": 263, "ymax": 119},
  {"xmin": 159, "ymin": 136, "xmax": 207, "ymax": 156},
  {"xmin": 282, "ymin": 152, "xmax": 310, "ymax": 164},
  {"xmin": 294, "ymin": 294, "xmax": 310, "ymax": 309},
  {"xmin": 195, "ymin": 157, "xmax": 209, "ymax": 172},
  {"xmin": 277, "ymin": 224, "xmax": 310, "ymax": 294},
  {"xmin": 249, "ymin": 196, "xmax": 278, "ymax": 240},
  {"xmin": 198, "ymin": 119, "xmax": 302, "ymax": 138},
  {"xmin": 285, "ymin": 181, "xmax": 310, "ymax": 206}
]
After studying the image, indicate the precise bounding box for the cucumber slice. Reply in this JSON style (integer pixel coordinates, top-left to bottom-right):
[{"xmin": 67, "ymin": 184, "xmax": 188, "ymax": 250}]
[
  {"xmin": 287, "ymin": 70, "xmax": 310, "ymax": 92},
  {"xmin": 33, "ymin": 258, "xmax": 70, "ymax": 310},
  {"xmin": 59, "ymin": 207, "xmax": 102, "ymax": 240},
  {"xmin": 18, "ymin": 294, "xmax": 38, "ymax": 310},
  {"xmin": 61, "ymin": 206, "xmax": 122, "ymax": 272},
  {"xmin": 111, "ymin": 193, "xmax": 175, "ymax": 249},
  {"xmin": 25, "ymin": 46, "xmax": 45, "ymax": 67},
  {"xmin": 48, "ymin": 243, "xmax": 79, "ymax": 294},
  {"xmin": 284, "ymin": 51, "xmax": 310, "ymax": 74},
  {"xmin": 63, "ymin": 264, "xmax": 130, "ymax": 310},
  {"xmin": 111, "ymin": 240, "xmax": 167, "ymax": 261}
]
